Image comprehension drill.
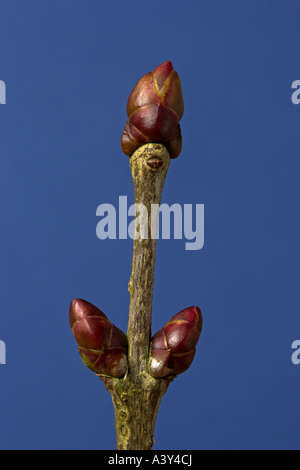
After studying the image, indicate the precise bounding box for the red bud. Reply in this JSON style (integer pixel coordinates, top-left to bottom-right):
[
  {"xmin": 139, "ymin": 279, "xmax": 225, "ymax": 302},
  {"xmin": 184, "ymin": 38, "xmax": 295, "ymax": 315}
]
[
  {"xmin": 121, "ymin": 60, "xmax": 184, "ymax": 159},
  {"xmin": 149, "ymin": 306, "xmax": 202, "ymax": 378},
  {"xmin": 69, "ymin": 298, "xmax": 128, "ymax": 377}
]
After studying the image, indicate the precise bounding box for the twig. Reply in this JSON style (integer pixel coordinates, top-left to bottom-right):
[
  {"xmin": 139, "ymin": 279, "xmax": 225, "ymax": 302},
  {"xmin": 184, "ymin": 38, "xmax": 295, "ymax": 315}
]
[{"xmin": 102, "ymin": 143, "xmax": 172, "ymax": 450}]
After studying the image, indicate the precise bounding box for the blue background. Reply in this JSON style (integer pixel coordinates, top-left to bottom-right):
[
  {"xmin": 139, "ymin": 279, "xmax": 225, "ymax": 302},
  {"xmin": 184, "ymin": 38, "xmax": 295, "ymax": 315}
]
[{"xmin": 0, "ymin": 0, "xmax": 299, "ymax": 450}]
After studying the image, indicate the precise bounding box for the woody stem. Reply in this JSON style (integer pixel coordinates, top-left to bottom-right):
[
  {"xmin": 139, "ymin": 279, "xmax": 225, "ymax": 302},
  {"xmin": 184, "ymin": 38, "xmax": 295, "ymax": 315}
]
[{"xmin": 101, "ymin": 144, "xmax": 172, "ymax": 450}]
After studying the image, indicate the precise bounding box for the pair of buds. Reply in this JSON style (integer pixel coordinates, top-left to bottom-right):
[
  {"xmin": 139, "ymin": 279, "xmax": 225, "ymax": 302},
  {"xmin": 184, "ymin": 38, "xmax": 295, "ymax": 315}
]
[{"xmin": 69, "ymin": 299, "xmax": 202, "ymax": 379}]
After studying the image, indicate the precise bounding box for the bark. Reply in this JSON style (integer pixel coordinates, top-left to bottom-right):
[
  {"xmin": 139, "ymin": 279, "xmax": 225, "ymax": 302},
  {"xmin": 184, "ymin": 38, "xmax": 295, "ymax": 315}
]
[{"xmin": 101, "ymin": 143, "xmax": 173, "ymax": 450}]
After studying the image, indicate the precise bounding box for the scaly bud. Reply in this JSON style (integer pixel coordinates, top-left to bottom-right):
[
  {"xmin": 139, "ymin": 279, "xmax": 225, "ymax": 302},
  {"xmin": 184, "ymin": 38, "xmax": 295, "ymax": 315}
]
[
  {"xmin": 121, "ymin": 60, "xmax": 184, "ymax": 159},
  {"xmin": 69, "ymin": 298, "xmax": 128, "ymax": 377},
  {"xmin": 149, "ymin": 306, "xmax": 202, "ymax": 378}
]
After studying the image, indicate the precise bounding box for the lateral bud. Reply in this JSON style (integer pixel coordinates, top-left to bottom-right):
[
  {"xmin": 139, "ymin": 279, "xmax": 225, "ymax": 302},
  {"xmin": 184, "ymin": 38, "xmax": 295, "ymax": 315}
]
[
  {"xmin": 69, "ymin": 298, "xmax": 128, "ymax": 377},
  {"xmin": 149, "ymin": 306, "xmax": 202, "ymax": 378}
]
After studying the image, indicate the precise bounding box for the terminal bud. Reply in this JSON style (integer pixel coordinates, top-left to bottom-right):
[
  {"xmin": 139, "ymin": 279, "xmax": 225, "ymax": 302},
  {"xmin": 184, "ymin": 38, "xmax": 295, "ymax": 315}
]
[{"xmin": 121, "ymin": 60, "xmax": 184, "ymax": 159}]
